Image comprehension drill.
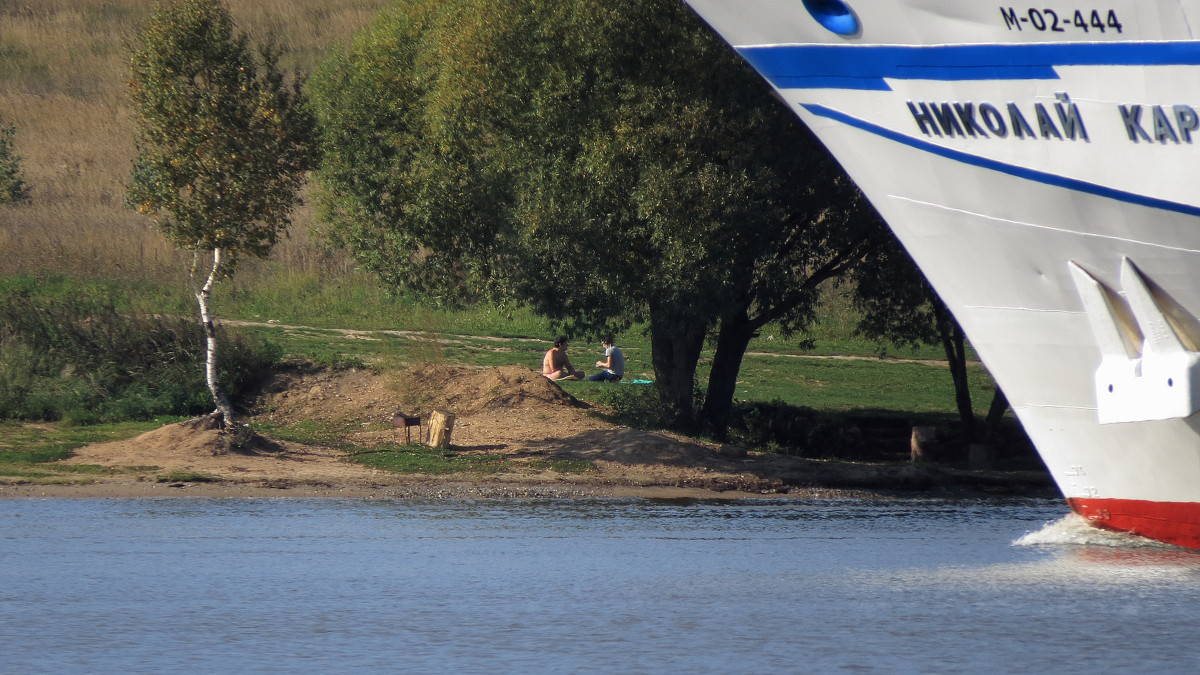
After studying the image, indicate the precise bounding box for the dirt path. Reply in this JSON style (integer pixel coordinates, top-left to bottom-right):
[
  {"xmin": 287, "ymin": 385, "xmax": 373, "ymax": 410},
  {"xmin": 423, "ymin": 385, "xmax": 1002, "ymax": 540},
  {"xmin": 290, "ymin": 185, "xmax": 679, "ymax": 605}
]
[{"xmin": 222, "ymin": 318, "xmax": 970, "ymax": 367}]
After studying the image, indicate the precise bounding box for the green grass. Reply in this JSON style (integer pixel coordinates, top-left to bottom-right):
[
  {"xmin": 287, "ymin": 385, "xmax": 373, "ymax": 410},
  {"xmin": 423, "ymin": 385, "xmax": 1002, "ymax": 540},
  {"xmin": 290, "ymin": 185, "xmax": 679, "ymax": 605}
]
[
  {"xmin": 0, "ymin": 417, "xmax": 181, "ymax": 481},
  {"xmin": 220, "ymin": 267, "xmax": 554, "ymax": 336},
  {"xmin": 24, "ymin": 269, "xmax": 999, "ymax": 424},
  {"xmin": 2, "ymin": 271, "xmax": 967, "ymax": 387},
  {"xmin": 344, "ymin": 445, "xmax": 595, "ymax": 475},
  {"xmin": 252, "ymin": 419, "xmax": 360, "ymax": 447},
  {"xmin": 345, "ymin": 444, "xmax": 512, "ymax": 474},
  {"xmin": 8, "ymin": 271, "xmax": 963, "ymax": 376},
  {"xmin": 528, "ymin": 459, "xmax": 595, "ymax": 473},
  {"xmin": 725, "ymin": 354, "xmax": 995, "ymax": 416},
  {"xmin": 205, "ymin": 272, "xmax": 993, "ymax": 421},
  {"xmin": 0, "ymin": 272, "xmax": 1011, "ymax": 472},
  {"xmin": 0, "ymin": 418, "xmax": 182, "ymax": 463},
  {"xmin": 229, "ymin": 319, "xmax": 999, "ymax": 422}
]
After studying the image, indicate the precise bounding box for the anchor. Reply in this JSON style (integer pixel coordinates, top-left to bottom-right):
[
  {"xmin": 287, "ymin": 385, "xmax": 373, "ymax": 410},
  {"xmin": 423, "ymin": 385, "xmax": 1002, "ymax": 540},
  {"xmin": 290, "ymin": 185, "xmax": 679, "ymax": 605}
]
[{"xmin": 1070, "ymin": 257, "xmax": 1200, "ymax": 424}]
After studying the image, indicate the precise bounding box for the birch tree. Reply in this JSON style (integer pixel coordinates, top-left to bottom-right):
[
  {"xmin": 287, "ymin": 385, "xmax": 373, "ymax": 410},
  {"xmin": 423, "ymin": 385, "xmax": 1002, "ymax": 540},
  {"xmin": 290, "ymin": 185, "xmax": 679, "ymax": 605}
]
[{"xmin": 127, "ymin": 0, "xmax": 315, "ymax": 428}]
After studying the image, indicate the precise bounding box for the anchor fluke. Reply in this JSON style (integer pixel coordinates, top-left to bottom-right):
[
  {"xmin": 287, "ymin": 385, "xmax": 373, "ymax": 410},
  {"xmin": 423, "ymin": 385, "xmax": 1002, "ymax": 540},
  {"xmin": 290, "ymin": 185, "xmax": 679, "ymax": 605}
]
[{"xmin": 1070, "ymin": 258, "xmax": 1200, "ymax": 424}]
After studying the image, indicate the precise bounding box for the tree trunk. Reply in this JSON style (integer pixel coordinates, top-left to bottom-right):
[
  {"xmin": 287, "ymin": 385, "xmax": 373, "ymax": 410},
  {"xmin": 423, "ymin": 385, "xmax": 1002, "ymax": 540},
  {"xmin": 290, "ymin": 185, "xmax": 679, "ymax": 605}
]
[
  {"xmin": 194, "ymin": 248, "xmax": 235, "ymax": 428},
  {"xmin": 427, "ymin": 409, "xmax": 455, "ymax": 448},
  {"xmin": 936, "ymin": 305, "xmax": 974, "ymax": 441},
  {"xmin": 984, "ymin": 385, "xmax": 1010, "ymax": 458},
  {"xmin": 985, "ymin": 386, "xmax": 1009, "ymax": 434},
  {"xmin": 701, "ymin": 312, "xmax": 757, "ymax": 439},
  {"xmin": 649, "ymin": 312, "xmax": 707, "ymax": 433}
]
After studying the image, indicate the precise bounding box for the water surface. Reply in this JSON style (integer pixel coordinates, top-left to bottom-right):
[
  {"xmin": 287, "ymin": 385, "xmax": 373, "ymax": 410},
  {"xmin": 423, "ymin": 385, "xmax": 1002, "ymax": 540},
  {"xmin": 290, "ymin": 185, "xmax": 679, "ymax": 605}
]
[{"xmin": 3, "ymin": 498, "xmax": 1199, "ymax": 673}]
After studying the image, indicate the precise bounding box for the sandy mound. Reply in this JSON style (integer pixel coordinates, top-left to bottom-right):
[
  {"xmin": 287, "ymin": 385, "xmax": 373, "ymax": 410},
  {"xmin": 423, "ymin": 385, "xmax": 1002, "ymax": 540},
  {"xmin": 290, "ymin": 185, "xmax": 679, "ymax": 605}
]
[
  {"xmin": 392, "ymin": 363, "xmax": 585, "ymax": 416},
  {"xmin": 251, "ymin": 361, "xmax": 409, "ymax": 426},
  {"xmin": 250, "ymin": 361, "xmax": 615, "ymax": 453},
  {"xmin": 61, "ymin": 416, "xmax": 386, "ymax": 486},
  {"xmin": 57, "ymin": 362, "xmax": 656, "ymax": 488},
  {"xmin": 252, "ymin": 362, "xmax": 583, "ymax": 426}
]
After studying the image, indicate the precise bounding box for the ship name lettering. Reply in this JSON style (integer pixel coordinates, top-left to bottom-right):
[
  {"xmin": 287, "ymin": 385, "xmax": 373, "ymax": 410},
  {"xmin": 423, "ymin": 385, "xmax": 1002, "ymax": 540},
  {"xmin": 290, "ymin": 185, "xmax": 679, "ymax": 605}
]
[
  {"xmin": 906, "ymin": 92, "xmax": 1088, "ymax": 142},
  {"xmin": 1119, "ymin": 103, "xmax": 1200, "ymax": 144}
]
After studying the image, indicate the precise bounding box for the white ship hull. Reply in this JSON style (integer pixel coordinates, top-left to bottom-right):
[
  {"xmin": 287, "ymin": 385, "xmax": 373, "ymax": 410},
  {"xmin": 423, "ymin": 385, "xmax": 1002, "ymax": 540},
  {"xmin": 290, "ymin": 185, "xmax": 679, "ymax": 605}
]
[{"xmin": 686, "ymin": 0, "xmax": 1200, "ymax": 548}]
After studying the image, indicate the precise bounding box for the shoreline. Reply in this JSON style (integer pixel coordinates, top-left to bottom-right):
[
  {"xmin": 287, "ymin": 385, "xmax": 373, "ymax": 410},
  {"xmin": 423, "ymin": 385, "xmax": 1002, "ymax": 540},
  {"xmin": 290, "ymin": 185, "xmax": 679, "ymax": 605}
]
[
  {"xmin": 0, "ymin": 481, "xmax": 814, "ymax": 501},
  {"xmin": 0, "ymin": 470, "xmax": 1061, "ymax": 502},
  {"xmin": 5, "ymin": 374, "xmax": 1060, "ymax": 504}
]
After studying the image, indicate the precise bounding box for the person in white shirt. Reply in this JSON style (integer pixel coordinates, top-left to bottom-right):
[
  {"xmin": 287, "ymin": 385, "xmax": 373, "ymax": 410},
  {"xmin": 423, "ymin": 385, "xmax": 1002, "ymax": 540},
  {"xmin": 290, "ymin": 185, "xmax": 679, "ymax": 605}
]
[{"xmin": 587, "ymin": 335, "xmax": 625, "ymax": 382}]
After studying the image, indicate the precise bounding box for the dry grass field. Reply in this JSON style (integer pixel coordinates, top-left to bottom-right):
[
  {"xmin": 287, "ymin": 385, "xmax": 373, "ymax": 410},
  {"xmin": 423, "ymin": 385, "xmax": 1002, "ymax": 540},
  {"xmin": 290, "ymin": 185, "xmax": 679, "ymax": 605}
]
[{"xmin": 0, "ymin": 0, "xmax": 389, "ymax": 286}]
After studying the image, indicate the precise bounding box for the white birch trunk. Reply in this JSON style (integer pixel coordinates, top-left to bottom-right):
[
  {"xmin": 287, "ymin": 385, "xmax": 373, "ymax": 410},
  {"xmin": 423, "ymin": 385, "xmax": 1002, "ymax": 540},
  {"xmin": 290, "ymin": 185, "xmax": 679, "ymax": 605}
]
[{"xmin": 194, "ymin": 247, "xmax": 235, "ymax": 428}]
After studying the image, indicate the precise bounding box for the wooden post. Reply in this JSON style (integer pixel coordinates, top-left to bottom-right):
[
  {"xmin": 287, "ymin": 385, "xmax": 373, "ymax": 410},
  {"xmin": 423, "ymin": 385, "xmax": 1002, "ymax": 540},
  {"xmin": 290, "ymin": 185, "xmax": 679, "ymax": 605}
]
[
  {"xmin": 911, "ymin": 426, "xmax": 936, "ymax": 463},
  {"xmin": 428, "ymin": 409, "xmax": 455, "ymax": 449}
]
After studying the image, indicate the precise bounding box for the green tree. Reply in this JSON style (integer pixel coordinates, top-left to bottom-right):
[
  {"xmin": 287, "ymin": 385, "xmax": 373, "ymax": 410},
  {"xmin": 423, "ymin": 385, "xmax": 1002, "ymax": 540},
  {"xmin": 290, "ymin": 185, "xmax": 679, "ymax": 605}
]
[
  {"xmin": 699, "ymin": 186, "xmax": 885, "ymax": 437},
  {"xmin": 311, "ymin": 0, "xmax": 882, "ymax": 431},
  {"xmin": 0, "ymin": 116, "xmax": 30, "ymax": 205},
  {"xmin": 127, "ymin": 0, "xmax": 316, "ymax": 428}
]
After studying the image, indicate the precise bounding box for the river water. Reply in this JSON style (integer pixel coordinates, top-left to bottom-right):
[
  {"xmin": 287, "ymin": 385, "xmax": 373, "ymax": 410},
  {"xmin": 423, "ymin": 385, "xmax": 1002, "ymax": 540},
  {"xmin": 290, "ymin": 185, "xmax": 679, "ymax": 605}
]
[{"xmin": 3, "ymin": 497, "xmax": 1200, "ymax": 673}]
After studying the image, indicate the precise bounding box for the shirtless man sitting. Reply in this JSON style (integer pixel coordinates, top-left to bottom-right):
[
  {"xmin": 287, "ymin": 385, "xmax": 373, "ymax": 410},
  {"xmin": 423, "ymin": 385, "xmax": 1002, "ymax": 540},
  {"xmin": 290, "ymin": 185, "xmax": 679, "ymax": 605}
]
[{"xmin": 542, "ymin": 335, "xmax": 583, "ymax": 380}]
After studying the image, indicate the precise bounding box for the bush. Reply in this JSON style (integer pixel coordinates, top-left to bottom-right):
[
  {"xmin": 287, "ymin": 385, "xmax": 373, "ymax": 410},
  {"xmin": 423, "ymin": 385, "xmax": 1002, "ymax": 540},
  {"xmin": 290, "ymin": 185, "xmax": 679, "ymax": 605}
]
[
  {"xmin": 0, "ymin": 117, "xmax": 30, "ymax": 205},
  {"xmin": 0, "ymin": 286, "xmax": 280, "ymax": 423},
  {"xmin": 579, "ymin": 381, "xmax": 672, "ymax": 430},
  {"xmin": 727, "ymin": 399, "xmax": 867, "ymax": 459}
]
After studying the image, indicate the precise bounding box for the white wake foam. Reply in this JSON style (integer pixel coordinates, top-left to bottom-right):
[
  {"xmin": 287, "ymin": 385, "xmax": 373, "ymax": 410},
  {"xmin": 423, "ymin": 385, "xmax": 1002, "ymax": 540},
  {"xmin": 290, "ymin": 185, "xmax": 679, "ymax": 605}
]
[{"xmin": 1013, "ymin": 512, "xmax": 1178, "ymax": 549}]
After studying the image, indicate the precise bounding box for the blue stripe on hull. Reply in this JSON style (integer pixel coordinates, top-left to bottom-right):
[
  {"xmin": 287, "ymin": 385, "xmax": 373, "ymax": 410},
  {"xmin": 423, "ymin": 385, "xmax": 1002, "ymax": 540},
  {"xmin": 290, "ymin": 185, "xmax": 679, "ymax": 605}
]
[
  {"xmin": 740, "ymin": 42, "xmax": 1200, "ymax": 90},
  {"xmin": 802, "ymin": 103, "xmax": 1200, "ymax": 218}
]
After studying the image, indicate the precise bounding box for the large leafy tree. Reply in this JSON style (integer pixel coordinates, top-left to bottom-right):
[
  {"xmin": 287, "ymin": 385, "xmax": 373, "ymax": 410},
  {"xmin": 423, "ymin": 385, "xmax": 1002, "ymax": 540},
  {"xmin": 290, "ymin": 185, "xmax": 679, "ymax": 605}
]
[
  {"xmin": 312, "ymin": 0, "xmax": 883, "ymax": 431},
  {"xmin": 699, "ymin": 177, "xmax": 884, "ymax": 436},
  {"xmin": 127, "ymin": 0, "xmax": 316, "ymax": 428}
]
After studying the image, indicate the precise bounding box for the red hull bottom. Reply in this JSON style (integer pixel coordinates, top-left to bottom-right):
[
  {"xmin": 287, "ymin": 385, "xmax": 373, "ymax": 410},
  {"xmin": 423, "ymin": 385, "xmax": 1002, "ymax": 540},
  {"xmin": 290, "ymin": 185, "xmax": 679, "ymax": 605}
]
[{"xmin": 1068, "ymin": 498, "xmax": 1200, "ymax": 550}]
